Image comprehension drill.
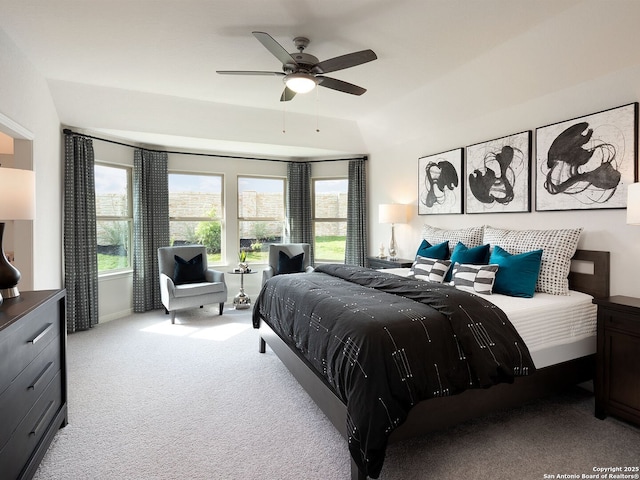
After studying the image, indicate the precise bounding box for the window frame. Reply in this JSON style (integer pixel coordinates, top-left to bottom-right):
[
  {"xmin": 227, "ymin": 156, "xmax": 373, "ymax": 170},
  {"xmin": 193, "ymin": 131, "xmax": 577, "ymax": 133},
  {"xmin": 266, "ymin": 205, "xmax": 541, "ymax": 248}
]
[
  {"xmin": 95, "ymin": 162, "xmax": 133, "ymax": 275},
  {"xmin": 168, "ymin": 170, "xmax": 225, "ymax": 264},
  {"xmin": 237, "ymin": 175, "xmax": 286, "ymax": 263},
  {"xmin": 312, "ymin": 176, "xmax": 348, "ymax": 263}
]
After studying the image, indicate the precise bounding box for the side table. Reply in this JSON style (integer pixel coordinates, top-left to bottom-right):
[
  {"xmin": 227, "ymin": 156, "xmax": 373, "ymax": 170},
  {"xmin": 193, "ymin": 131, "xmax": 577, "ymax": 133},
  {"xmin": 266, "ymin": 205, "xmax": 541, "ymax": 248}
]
[
  {"xmin": 228, "ymin": 270, "xmax": 257, "ymax": 310},
  {"xmin": 592, "ymin": 295, "xmax": 640, "ymax": 427},
  {"xmin": 367, "ymin": 256, "xmax": 413, "ymax": 269}
]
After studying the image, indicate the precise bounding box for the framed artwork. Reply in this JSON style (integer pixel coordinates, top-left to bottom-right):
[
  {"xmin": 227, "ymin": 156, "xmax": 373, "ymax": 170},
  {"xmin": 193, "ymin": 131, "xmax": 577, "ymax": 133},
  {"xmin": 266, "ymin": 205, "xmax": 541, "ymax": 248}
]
[
  {"xmin": 465, "ymin": 130, "xmax": 531, "ymax": 214},
  {"xmin": 535, "ymin": 102, "xmax": 638, "ymax": 211},
  {"xmin": 418, "ymin": 148, "xmax": 463, "ymax": 215}
]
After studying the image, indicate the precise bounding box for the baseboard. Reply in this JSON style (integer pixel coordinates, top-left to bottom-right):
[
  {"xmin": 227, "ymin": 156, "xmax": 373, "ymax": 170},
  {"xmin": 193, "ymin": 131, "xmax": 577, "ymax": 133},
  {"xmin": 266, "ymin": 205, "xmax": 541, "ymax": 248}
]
[{"xmin": 99, "ymin": 308, "xmax": 133, "ymax": 323}]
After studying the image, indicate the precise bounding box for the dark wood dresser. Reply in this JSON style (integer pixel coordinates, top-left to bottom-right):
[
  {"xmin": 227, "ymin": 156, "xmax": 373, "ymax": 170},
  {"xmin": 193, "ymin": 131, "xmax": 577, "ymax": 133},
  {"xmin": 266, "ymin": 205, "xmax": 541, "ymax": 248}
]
[
  {"xmin": 0, "ymin": 289, "xmax": 67, "ymax": 480},
  {"xmin": 593, "ymin": 295, "xmax": 640, "ymax": 427}
]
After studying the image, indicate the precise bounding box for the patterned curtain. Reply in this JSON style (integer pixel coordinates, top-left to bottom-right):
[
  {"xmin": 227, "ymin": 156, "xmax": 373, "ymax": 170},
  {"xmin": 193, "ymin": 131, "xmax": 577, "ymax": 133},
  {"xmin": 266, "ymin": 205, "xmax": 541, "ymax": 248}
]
[
  {"xmin": 287, "ymin": 162, "xmax": 314, "ymax": 263},
  {"xmin": 63, "ymin": 134, "xmax": 99, "ymax": 333},
  {"xmin": 133, "ymin": 149, "xmax": 170, "ymax": 312},
  {"xmin": 345, "ymin": 158, "xmax": 368, "ymax": 266}
]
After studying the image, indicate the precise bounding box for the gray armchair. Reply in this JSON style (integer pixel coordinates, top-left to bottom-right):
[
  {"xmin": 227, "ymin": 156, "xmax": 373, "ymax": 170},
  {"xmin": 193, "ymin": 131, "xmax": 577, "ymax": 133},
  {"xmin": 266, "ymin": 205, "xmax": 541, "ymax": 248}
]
[
  {"xmin": 262, "ymin": 243, "xmax": 314, "ymax": 287},
  {"xmin": 158, "ymin": 245, "xmax": 228, "ymax": 324}
]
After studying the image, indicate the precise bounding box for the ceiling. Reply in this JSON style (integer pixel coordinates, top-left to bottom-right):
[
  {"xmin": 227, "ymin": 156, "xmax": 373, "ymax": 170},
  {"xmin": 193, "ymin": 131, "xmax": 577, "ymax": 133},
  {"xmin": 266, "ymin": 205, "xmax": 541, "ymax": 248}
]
[{"xmin": 0, "ymin": 0, "xmax": 587, "ymax": 157}]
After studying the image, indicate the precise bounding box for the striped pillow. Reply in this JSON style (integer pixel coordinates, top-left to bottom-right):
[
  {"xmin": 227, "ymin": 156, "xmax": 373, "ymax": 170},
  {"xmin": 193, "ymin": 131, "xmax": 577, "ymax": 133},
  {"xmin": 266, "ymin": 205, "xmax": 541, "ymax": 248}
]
[
  {"xmin": 408, "ymin": 256, "xmax": 452, "ymax": 283},
  {"xmin": 451, "ymin": 263, "xmax": 499, "ymax": 295}
]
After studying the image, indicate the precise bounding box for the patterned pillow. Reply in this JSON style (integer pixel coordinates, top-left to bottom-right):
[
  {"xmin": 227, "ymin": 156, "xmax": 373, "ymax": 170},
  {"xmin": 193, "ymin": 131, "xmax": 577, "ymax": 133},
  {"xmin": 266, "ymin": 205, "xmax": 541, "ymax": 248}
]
[
  {"xmin": 451, "ymin": 263, "xmax": 499, "ymax": 295},
  {"xmin": 421, "ymin": 225, "xmax": 484, "ymax": 254},
  {"xmin": 407, "ymin": 256, "xmax": 452, "ymax": 283},
  {"xmin": 483, "ymin": 226, "xmax": 582, "ymax": 295}
]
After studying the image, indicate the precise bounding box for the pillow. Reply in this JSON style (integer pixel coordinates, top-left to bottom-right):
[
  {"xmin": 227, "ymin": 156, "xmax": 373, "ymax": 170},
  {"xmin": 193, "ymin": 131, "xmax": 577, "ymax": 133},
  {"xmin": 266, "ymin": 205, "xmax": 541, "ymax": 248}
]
[
  {"xmin": 445, "ymin": 242, "xmax": 491, "ymax": 281},
  {"xmin": 407, "ymin": 256, "xmax": 452, "ymax": 283},
  {"xmin": 421, "ymin": 225, "xmax": 484, "ymax": 254},
  {"xmin": 277, "ymin": 250, "xmax": 305, "ymax": 275},
  {"xmin": 173, "ymin": 253, "xmax": 206, "ymax": 285},
  {"xmin": 451, "ymin": 263, "xmax": 499, "ymax": 295},
  {"xmin": 483, "ymin": 226, "xmax": 582, "ymax": 295},
  {"xmin": 415, "ymin": 240, "xmax": 449, "ymax": 260},
  {"xmin": 489, "ymin": 245, "xmax": 542, "ymax": 298}
]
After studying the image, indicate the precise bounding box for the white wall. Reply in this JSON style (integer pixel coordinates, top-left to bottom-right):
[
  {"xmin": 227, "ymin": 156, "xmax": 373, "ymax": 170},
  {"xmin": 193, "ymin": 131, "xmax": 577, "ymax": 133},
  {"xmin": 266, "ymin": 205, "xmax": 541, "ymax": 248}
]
[
  {"xmin": 0, "ymin": 29, "xmax": 62, "ymax": 291},
  {"xmin": 362, "ymin": 1, "xmax": 640, "ymax": 297}
]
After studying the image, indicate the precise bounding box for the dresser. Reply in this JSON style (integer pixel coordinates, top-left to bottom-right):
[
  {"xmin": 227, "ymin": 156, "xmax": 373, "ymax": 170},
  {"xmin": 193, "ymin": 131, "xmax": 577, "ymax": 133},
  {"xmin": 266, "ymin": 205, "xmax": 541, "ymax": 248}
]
[
  {"xmin": 0, "ymin": 289, "xmax": 67, "ymax": 480},
  {"xmin": 593, "ymin": 295, "xmax": 640, "ymax": 427}
]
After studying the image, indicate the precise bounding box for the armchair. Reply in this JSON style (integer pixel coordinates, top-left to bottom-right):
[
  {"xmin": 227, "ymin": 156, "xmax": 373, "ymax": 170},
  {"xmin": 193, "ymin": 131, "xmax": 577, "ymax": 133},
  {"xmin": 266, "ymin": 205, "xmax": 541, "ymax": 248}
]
[
  {"xmin": 262, "ymin": 243, "xmax": 314, "ymax": 287},
  {"xmin": 158, "ymin": 245, "xmax": 228, "ymax": 324}
]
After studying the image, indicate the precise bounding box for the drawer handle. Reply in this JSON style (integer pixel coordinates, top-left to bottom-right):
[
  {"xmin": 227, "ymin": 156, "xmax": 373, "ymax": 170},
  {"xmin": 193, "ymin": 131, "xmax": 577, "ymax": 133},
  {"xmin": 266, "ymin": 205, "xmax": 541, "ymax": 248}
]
[
  {"xmin": 29, "ymin": 400, "xmax": 54, "ymax": 437},
  {"xmin": 28, "ymin": 323, "xmax": 54, "ymax": 344},
  {"xmin": 28, "ymin": 362, "xmax": 54, "ymax": 391}
]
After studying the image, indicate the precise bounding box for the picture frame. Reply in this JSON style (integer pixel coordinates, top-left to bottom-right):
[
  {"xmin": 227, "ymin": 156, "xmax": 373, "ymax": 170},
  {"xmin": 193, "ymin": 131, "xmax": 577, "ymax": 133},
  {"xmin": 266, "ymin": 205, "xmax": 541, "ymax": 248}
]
[
  {"xmin": 418, "ymin": 148, "xmax": 464, "ymax": 215},
  {"xmin": 465, "ymin": 130, "xmax": 531, "ymax": 214},
  {"xmin": 535, "ymin": 102, "xmax": 638, "ymax": 211}
]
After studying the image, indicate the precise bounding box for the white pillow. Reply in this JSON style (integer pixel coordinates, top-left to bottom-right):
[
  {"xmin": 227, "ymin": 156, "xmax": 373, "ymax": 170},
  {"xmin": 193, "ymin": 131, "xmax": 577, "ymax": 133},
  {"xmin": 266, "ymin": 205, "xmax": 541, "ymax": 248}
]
[
  {"xmin": 421, "ymin": 225, "xmax": 484, "ymax": 254},
  {"xmin": 451, "ymin": 263, "xmax": 499, "ymax": 295},
  {"xmin": 407, "ymin": 256, "xmax": 452, "ymax": 283},
  {"xmin": 483, "ymin": 226, "xmax": 582, "ymax": 295}
]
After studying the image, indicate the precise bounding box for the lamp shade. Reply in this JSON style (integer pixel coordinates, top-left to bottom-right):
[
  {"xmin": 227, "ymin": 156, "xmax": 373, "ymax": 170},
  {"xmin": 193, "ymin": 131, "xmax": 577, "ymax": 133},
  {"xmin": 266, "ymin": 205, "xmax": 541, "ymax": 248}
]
[
  {"xmin": 284, "ymin": 73, "xmax": 317, "ymax": 94},
  {"xmin": 627, "ymin": 183, "xmax": 640, "ymax": 225},
  {"xmin": 0, "ymin": 168, "xmax": 35, "ymax": 220},
  {"xmin": 379, "ymin": 204, "xmax": 408, "ymax": 224}
]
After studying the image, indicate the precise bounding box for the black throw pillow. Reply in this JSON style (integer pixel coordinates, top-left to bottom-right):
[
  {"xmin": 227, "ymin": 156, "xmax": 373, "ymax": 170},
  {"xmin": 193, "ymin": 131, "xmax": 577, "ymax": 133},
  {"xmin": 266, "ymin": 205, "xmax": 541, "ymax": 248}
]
[
  {"xmin": 173, "ymin": 253, "xmax": 206, "ymax": 285},
  {"xmin": 277, "ymin": 251, "xmax": 304, "ymax": 275}
]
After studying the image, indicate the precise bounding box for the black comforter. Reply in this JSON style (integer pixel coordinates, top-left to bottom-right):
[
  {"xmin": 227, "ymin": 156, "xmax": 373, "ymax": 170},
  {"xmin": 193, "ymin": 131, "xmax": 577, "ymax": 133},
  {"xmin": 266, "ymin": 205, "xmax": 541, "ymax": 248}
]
[{"xmin": 252, "ymin": 264, "xmax": 535, "ymax": 478}]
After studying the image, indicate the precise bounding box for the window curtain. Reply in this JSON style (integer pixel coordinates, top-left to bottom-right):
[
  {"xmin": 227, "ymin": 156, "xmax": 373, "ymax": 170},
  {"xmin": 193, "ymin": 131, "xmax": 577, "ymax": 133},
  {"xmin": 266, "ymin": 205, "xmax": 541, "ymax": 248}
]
[
  {"xmin": 345, "ymin": 158, "xmax": 368, "ymax": 266},
  {"xmin": 133, "ymin": 149, "xmax": 170, "ymax": 312},
  {"xmin": 63, "ymin": 134, "xmax": 99, "ymax": 333},
  {"xmin": 286, "ymin": 161, "xmax": 314, "ymax": 263}
]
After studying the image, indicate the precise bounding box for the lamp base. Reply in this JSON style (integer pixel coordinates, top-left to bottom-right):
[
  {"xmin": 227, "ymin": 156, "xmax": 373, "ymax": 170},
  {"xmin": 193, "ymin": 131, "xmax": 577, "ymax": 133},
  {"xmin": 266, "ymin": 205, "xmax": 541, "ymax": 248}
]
[{"xmin": 0, "ymin": 286, "xmax": 19, "ymax": 299}]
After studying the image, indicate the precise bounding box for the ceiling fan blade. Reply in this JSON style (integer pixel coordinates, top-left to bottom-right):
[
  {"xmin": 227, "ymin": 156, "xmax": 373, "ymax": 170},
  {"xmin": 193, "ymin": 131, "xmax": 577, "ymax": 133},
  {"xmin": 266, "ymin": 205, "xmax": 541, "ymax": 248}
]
[
  {"xmin": 317, "ymin": 76, "xmax": 367, "ymax": 95},
  {"xmin": 280, "ymin": 87, "xmax": 296, "ymax": 102},
  {"xmin": 315, "ymin": 49, "xmax": 377, "ymax": 74},
  {"xmin": 216, "ymin": 70, "xmax": 285, "ymax": 76},
  {"xmin": 252, "ymin": 31, "xmax": 298, "ymax": 66}
]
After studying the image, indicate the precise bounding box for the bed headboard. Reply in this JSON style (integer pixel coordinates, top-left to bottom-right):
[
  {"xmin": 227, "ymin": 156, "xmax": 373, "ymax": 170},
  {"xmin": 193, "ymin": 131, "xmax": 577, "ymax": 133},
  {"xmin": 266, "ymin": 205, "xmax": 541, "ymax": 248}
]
[{"xmin": 568, "ymin": 249, "xmax": 610, "ymax": 299}]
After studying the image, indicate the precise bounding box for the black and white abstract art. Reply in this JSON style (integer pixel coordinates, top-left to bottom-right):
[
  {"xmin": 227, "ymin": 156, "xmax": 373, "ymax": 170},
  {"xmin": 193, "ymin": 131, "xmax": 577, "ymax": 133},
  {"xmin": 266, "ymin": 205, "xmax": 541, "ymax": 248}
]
[
  {"xmin": 465, "ymin": 131, "xmax": 531, "ymax": 214},
  {"xmin": 535, "ymin": 102, "xmax": 638, "ymax": 211},
  {"xmin": 418, "ymin": 148, "xmax": 463, "ymax": 215}
]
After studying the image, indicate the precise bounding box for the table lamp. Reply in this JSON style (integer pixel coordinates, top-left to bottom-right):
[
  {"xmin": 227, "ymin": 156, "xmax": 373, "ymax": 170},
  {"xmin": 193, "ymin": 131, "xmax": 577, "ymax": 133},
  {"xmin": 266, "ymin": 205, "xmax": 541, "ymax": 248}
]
[
  {"xmin": 627, "ymin": 183, "xmax": 640, "ymax": 225},
  {"xmin": 0, "ymin": 167, "xmax": 35, "ymax": 303},
  {"xmin": 379, "ymin": 204, "xmax": 408, "ymax": 260}
]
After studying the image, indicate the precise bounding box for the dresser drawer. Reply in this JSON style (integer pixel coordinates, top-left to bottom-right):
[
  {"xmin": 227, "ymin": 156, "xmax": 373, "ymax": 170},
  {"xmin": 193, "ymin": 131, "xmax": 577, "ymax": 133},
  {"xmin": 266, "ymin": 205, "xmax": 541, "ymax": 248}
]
[
  {"xmin": 0, "ymin": 336, "xmax": 61, "ymax": 451},
  {"xmin": 0, "ymin": 370, "xmax": 62, "ymax": 480},
  {"xmin": 601, "ymin": 310, "xmax": 640, "ymax": 335},
  {"xmin": 0, "ymin": 303, "xmax": 60, "ymax": 390}
]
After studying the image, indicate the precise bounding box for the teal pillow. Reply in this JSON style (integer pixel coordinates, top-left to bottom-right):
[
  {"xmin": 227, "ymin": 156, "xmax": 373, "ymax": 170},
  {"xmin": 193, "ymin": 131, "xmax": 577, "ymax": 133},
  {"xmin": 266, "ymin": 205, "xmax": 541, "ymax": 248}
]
[
  {"xmin": 416, "ymin": 240, "xmax": 449, "ymax": 260},
  {"xmin": 490, "ymin": 245, "xmax": 543, "ymax": 298},
  {"xmin": 446, "ymin": 242, "xmax": 491, "ymax": 281}
]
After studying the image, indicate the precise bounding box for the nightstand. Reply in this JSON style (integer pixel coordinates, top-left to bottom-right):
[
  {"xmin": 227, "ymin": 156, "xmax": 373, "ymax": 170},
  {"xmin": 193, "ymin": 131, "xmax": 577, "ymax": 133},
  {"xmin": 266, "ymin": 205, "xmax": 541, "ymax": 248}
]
[
  {"xmin": 592, "ymin": 295, "xmax": 640, "ymax": 427},
  {"xmin": 367, "ymin": 257, "xmax": 413, "ymax": 269}
]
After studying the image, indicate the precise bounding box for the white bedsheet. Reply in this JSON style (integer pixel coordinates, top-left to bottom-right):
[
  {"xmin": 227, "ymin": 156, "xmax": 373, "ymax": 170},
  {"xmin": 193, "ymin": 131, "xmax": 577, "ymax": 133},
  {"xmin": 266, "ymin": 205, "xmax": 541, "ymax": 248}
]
[{"xmin": 383, "ymin": 267, "xmax": 597, "ymax": 369}]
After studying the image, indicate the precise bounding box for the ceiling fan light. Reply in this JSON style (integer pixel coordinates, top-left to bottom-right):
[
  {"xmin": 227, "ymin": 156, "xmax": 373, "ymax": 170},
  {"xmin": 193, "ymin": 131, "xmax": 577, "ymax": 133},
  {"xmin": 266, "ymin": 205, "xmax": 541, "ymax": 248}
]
[{"xmin": 284, "ymin": 73, "xmax": 317, "ymax": 94}]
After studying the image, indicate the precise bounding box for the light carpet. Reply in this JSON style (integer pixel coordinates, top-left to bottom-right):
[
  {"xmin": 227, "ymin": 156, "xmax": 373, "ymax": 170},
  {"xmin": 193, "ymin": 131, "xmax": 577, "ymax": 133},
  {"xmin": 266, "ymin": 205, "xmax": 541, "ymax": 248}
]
[{"xmin": 33, "ymin": 306, "xmax": 640, "ymax": 480}]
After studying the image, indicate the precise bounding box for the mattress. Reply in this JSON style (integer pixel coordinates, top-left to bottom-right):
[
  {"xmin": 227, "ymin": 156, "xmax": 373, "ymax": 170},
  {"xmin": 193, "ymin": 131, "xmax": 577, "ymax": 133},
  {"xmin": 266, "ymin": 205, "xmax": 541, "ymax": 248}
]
[{"xmin": 384, "ymin": 267, "xmax": 597, "ymax": 369}]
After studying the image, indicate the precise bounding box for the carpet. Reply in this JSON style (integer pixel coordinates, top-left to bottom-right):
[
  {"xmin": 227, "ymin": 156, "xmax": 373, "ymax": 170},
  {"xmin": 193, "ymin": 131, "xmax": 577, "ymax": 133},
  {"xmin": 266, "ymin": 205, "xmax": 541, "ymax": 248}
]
[{"xmin": 33, "ymin": 306, "xmax": 640, "ymax": 479}]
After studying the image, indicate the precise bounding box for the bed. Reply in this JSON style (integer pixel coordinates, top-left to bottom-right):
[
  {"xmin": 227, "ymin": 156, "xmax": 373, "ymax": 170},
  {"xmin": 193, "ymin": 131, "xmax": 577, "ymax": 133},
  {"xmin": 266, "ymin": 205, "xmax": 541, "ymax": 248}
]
[{"xmin": 252, "ymin": 225, "xmax": 610, "ymax": 480}]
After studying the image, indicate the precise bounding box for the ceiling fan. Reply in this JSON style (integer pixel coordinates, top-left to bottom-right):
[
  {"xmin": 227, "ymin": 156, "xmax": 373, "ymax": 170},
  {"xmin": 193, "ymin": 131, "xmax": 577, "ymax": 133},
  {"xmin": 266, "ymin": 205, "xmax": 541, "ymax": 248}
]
[{"xmin": 216, "ymin": 31, "xmax": 377, "ymax": 102}]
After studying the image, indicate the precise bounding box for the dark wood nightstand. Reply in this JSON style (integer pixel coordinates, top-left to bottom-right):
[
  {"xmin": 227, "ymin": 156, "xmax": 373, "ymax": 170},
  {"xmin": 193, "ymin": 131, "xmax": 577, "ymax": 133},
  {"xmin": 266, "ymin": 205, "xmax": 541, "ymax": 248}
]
[
  {"xmin": 592, "ymin": 295, "xmax": 640, "ymax": 427},
  {"xmin": 367, "ymin": 257, "xmax": 413, "ymax": 269}
]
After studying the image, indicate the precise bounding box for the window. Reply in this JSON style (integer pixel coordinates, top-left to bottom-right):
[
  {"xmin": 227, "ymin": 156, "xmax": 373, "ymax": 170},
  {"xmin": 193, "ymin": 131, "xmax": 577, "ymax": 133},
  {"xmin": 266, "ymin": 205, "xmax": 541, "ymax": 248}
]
[
  {"xmin": 313, "ymin": 178, "xmax": 348, "ymax": 262},
  {"xmin": 95, "ymin": 164, "xmax": 132, "ymax": 273},
  {"xmin": 238, "ymin": 176, "xmax": 285, "ymax": 263},
  {"xmin": 169, "ymin": 172, "xmax": 224, "ymax": 264}
]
